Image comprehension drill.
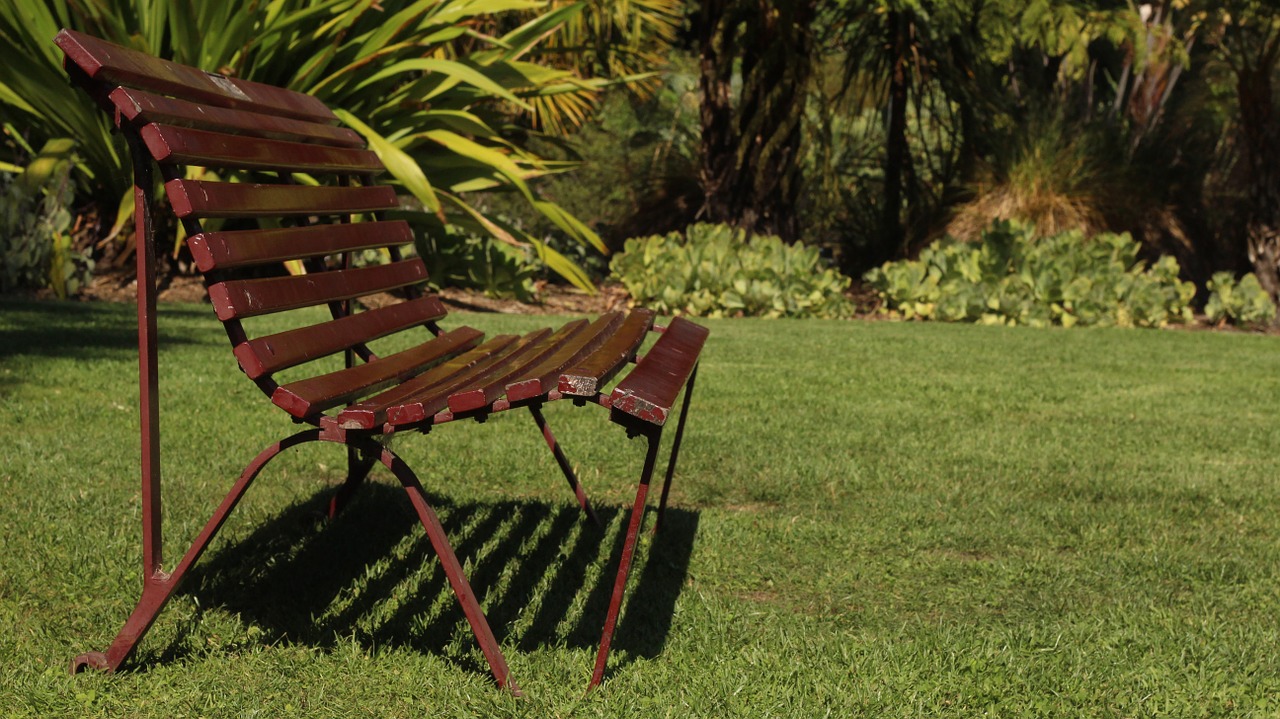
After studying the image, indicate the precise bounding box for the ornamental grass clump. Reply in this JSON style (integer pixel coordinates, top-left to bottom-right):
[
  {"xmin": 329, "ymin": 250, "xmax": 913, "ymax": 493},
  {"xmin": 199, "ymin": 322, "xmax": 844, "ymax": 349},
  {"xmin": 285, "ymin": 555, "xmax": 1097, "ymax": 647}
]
[
  {"xmin": 864, "ymin": 220, "xmax": 1195, "ymax": 328},
  {"xmin": 610, "ymin": 223, "xmax": 853, "ymax": 318}
]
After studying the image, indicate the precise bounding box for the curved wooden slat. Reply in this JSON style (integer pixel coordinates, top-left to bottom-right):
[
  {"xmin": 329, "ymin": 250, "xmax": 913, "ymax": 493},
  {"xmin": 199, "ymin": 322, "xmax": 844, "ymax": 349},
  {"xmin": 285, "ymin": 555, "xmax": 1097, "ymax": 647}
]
[
  {"xmin": 56, "ymin": 29, "xmax": 334, "ymax": 123},
  {"xmin": 340, "ymin": 334, "xmax": 522, "ymax": 429},
  {"xmin": 504, "ymin": 312, "xmax": 623, "ymax": 401},
  {"xmin": 110, "ymin": 87, "xmax": 363, "ymax": 147},
  {"xmin": 444, "ymin": 326, "xmax": 567, "ymax": 413},
  {"xmin": 387, "ymin": 332, "xmax": 553, "ymax": 426},
  {"xmin": 140, "ymin": 124, "xmax": 382, "ymax": 173},
  {"xmin": 208, "ymin": 260, "xmax": 427, "ymax": 320},
  {"xmin": 234, "ymin": 295, "xmax": 447, "ymax": 379},
  {"xmin": 188, "ymin": 221, "xmax": 415, "ymax": 272},
  {"xmin": 558, "ymin": 309, "xmax": 655, "ymax": 397},
  {"xmin": 444, "ymin": 320, "xmax": 590, "ymax": 412},
  {"xmin": 166, "ymin": 180, "xmax": 398, "ymax": 218},
  {"xmin": 610, "ymin": 316, "xmax": 709, "ymax": 425},
  {"xmin": 272, "ymin": 327, "xmax": 484, "ymax": 418}
]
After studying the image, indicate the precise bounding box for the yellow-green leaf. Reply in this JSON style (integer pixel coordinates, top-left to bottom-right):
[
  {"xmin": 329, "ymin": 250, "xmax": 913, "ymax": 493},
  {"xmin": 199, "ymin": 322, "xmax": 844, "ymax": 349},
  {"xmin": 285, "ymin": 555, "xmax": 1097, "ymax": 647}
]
[{"xmin": 334, "ymin": 109, "xmax": 439, "ymax": 213}]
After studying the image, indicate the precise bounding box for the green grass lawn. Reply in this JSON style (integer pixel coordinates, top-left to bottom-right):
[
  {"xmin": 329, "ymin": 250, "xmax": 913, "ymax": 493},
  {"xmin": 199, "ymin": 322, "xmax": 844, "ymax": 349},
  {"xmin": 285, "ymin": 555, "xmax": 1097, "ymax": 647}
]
[{"xmin": 2, "ymin": 298, "xmax": 1279, "ymax": 717}]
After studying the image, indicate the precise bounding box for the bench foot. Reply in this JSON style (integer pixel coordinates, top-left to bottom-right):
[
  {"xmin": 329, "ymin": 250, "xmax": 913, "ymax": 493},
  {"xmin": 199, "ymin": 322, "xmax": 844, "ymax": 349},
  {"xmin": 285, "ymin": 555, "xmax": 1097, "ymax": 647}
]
[
  {"xmin": 69, "ymin": 430, "xmax": 320, "ymax": 676},
  {"xmin": 70, "ymin": 651, "xmax": 109, "ymax": 674}
]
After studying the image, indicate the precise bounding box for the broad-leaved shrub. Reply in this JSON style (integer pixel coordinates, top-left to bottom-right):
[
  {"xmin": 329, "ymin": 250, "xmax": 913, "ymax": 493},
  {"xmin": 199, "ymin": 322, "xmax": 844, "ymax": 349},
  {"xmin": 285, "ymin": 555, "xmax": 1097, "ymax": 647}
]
[
  {"xmin": 864, "ymin": 220, "xmax": 1195, "ymax": 328},
  {"xmin": 1205, "ymin": 272, "xmax": 1276, "ymax": 327},
  {"xmin": 0, "ymin": 168, "xmax": 93, "ymax": 298},
  {"xmin": 610, "ymin": 224, "xmax": 853, "ymax": 318}
]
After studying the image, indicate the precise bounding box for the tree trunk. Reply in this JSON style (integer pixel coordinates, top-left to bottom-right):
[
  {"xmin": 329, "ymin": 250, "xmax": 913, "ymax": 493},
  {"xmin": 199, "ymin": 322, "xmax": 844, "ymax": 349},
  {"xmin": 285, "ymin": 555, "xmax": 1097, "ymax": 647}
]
[
  {"xmin": 696, "ymin": 0, "xmax": 737, "ymax": 228},
  {"xmin": 881, "ymin": 10, "xmax": 911, "ymax": 261},
  {"xmin": 1236, "ymin": 60, "xmax": 1280, "ymax": 304},
  {"xmin": 696, "ymin": 0, "xmax": 815, "ymax": 241}
]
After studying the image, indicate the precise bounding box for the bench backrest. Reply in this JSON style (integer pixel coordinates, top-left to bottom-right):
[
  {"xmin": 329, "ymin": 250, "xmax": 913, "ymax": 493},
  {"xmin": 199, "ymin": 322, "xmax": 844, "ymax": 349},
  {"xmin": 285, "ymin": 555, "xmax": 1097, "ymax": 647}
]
[{"xmin": 56, "ymin": 30, "xmax": 446, "ymax": 423}]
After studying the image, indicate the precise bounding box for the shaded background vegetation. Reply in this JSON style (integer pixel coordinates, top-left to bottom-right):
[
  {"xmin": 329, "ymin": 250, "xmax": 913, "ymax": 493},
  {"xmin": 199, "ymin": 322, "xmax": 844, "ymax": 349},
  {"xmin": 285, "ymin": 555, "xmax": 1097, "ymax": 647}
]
[{"xmin": 4, "ymin": 0, "xmax": 1280, "ymax": 317}]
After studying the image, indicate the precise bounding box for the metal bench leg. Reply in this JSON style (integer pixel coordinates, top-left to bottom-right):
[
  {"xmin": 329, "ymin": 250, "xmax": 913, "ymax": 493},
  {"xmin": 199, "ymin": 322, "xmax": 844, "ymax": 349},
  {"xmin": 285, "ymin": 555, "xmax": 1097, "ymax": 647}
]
[
  {"xmin": 529, "ymin": 405, "xmax": 600, "ymax": 526},
  {"xmin": 654, "ymin": 364, "xmax": 698, "ymax": 535},
  {"xmin": 589, "ymin": 428, "xmax": 662, "ymax": 690},
  {"xmin": 328, "ymin": 445, "xmax": 378, "ymax": 519},
  {"xmin": 373, "ymin": 444, "xmax": 521, "ymax": 696},
  {"xmin": 72, "ymin": 429, "xmax": 321, "ymax": 674}
]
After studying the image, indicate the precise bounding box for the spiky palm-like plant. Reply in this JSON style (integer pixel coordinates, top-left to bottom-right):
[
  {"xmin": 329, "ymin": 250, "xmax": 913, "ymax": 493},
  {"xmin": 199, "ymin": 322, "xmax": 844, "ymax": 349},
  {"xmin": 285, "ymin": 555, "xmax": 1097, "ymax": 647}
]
[{"xmin": 0, "ymin": 0, "xmax": 607, "ymax": 289}]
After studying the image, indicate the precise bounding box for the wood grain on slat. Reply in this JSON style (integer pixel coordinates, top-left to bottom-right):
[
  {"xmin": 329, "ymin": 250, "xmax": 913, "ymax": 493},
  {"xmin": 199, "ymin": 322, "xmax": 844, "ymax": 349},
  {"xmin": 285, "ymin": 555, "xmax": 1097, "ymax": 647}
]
[
  {"xmin": 110, "ymin": 87, "xmax": 363, "ymax": 147},
  {"xmin": 233, "ymin": 295, "xmax": 447, "ymax": 379},
  {"xmin": 610, "ymin": 316, "xmax": 709, "ymax": 425},
  {"xmin": 140, "ymin": 124, "xmax": 382, "ymax": 172},
  {"xmin": 387, "ymin": 332, "xmax": 549, "ymax": 425},
  {"xmin": 452, "ymin": 320, "xmax": 591, "ymax": 409},
  {"xmin": 188, "ymin": 221, "xmax": 414, "ymax": 272},
  {"xmin": 166, "ymin": 179, "xmax": 397, "ymax": 218},
  {"xmin": 444, "ymin": 326, "xmax": 567, "ymax": 413},
  {"xmin": 271, "ymin": 327, "xmax": 483, "ymax": 419},
  {"xmin": 504, "ymin": 313, "xmax": 622, "ymax": 401},
  {"xmin": 558, "ymin": 309, "xmax": 655, "ymax": 397},
  {"xmin": 339, "ymin": 334, "xmax": 521, "ymax": 429},
  {"xmin": 207, "ymin": 260, "xmax": 427, "ymax": 320},
  {"xmin": 56, "ymin": 29, "xmax": 335, "ymax": 123}
]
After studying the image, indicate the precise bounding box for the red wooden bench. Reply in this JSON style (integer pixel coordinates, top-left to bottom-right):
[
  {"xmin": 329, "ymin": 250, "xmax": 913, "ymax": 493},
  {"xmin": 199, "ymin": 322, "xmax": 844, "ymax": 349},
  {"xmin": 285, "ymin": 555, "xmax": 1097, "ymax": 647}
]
[{"xmin": 55, "ymin": 29, "xmax": 707, "ymax": 694}]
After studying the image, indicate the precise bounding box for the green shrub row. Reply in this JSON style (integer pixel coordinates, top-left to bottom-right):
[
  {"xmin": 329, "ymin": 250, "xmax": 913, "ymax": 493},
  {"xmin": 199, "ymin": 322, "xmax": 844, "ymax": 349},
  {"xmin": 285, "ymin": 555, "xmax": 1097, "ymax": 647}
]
[
  {"xmin": 610, "ymin": 223, "xmax": 853, "ymax": 318},
  {"xmin": 863, "ymin": 221, "xmax": 1195, "ymax": 328}
]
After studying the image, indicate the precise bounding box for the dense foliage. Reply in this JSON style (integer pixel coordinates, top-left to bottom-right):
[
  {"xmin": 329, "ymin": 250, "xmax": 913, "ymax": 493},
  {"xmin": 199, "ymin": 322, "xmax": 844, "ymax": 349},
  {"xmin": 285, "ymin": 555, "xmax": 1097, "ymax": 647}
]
[
  {"xmin": 412, "ymin": 225, "xmax": 541, "ymax": 301},
  {"xmin": 864, "ymin": 221, "xmax": 1196, "ymax": 328},
  {"xmin": 5, "ymin": 0, "xmax": 1280, "ymax": 318},
  {"xmin": 0, "ymin": 0, "xmax": 608, "ymax": 290},
  {"xmin": 0, "ymin": 159, "xmax": 91, "ymax": 298},
  {"xmin": 665, "ymin": 1, "xmax": 1280, "ymax": 314},
  {"xmin": 611, "ymin": 223, "xmax": 853, "ymax": 318},
  {"xmin": 1205, "ymin": 272, "xmax": 1277, "ymax": 328}
]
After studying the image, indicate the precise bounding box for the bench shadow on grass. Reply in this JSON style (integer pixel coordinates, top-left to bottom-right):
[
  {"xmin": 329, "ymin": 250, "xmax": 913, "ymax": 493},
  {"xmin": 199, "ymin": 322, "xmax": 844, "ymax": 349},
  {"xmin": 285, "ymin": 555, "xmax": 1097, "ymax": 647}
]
[{"xmin": 162, "ymin": 480, "xmax": 698, "ymax": 681}]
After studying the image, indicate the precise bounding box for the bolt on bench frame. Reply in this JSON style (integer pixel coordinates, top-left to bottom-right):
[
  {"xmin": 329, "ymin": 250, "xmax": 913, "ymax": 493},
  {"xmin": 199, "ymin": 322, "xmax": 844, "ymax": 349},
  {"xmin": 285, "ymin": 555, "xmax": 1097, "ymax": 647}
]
[{"xmin": 54, "ymin": 29, "xmax": 708, "ymax": 694}]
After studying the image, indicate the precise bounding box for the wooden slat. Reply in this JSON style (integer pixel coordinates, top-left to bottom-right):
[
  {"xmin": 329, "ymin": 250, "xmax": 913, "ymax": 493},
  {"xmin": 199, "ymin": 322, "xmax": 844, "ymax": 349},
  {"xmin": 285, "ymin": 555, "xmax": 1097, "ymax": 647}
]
[
  {"xmin": 166, "ymin": 179, "xmax": 397, "ymax": 218},
  {"xmin": 558, "ymin": 309, "xmax": 655, "ymax": 397},
  {"xmin": 207, "ymin": 260, "xmax": 427, "ymax": 320},
  {"xmin": 610, "ymin": 317, "xmax": 709, "ymax": 425},
  {"xmin": 271, "ymin": 327, "xmax": 484, "ymax": 419},
  {"xmin": 56, "ymin": 29, "xmax": 335, "ymax": 123},
  {"xmin": 445, "ymin": 326, "xmax": 571, "ymax": 413},
  {"xmin": 140, "ymin": 124, "xmax": 382, "ymax": 173},
  {"xmin": 340, "ymin": 334, "xmax": 523, "ymax": 429},
  {"xmin": 110, "ymin": 87, "xmax": 363, "ymax": 147},
  {"xmin": 388, "ymin": 332, "xmax": 551, "ymax": 425},
  {"xmin": 188, "ymin": 221, "xmax": 415, "ymax": 272},
  {"xmin": 504, "ymin": 313, "xmax": 623, "ymax": 401},
  {"xmin": 233, "ymin": 295, "xmax": 447, "ymax": 379}
]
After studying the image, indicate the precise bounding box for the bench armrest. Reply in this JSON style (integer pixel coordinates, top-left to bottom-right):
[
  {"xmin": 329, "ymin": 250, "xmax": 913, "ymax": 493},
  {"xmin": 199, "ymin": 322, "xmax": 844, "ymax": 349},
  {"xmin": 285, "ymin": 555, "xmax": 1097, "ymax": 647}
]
[{"xmin": 610, "ymin": 316, "xmax": 709, "ymax": 425}]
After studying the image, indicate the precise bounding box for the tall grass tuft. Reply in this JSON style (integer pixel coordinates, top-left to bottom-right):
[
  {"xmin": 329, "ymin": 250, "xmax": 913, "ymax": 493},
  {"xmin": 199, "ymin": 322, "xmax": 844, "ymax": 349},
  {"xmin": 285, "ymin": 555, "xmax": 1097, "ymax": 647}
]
[{"xmin": 946, "ymin": 115, "xmax": 1127, "ymax": 241}]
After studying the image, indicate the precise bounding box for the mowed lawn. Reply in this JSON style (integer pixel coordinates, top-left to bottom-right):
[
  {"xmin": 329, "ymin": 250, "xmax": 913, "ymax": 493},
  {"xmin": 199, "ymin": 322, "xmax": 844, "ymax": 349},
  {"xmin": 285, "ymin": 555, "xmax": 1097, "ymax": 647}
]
[{"xmin": 2, "ymin": 298, "xmax": 1279, "ymax": 717}]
